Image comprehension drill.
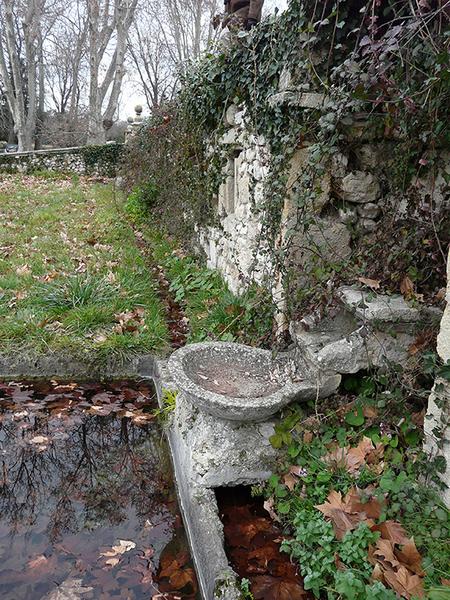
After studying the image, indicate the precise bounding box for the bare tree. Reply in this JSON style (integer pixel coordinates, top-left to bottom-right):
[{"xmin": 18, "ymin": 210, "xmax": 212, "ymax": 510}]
[
  {"xmin": 45, "ymin": 1, "xmax": 88, "ymax": 116},
  {"xmin": 0, "ymin": 0, "xmax": 45, "ymax": 150},
  {"xmin": 86, "ymin": 0, "xmax": 138, "ymax": 144},
  {"xmin": 129, "ymin": 0, "xmax": 220, "ymax": 113}
]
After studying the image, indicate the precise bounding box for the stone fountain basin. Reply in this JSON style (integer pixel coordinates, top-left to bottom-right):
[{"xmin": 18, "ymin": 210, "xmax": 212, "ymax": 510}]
[{"xmin": 167, "ymin": 341, "xmax": 337, "ymax": 422}]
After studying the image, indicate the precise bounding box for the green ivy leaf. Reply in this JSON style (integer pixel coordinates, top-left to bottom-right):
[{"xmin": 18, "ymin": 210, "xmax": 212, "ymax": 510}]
[{"xmin": 345, "ymin": 407, "xmax": 365, "ymax": 427}]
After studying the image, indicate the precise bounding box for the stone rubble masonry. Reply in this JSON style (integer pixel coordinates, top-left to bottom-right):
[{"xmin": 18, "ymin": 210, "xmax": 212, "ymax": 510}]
[
  {"xmin": 425, "ymin": 249, "xmax": 450, "ymax": 508},
  {"xmin": 0, "ymin": 144, "xmax": 122, "ymax": 177},
  {"xmin": 339, "ymin": 170, "xmax": 381, "ymax": 204}
]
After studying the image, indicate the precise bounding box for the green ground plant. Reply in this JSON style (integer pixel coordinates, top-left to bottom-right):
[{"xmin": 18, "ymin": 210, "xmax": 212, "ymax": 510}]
[
  {"xmin": 0, "ymin": 174, "xmax": 168, "ymax": 360},
  {"xmin": 261, "ymin": 364, "xmax": 450, "ymax": 599},
  {"xmin": 124, "ymin": 190, "xmax": 275, "ymax": 347}
]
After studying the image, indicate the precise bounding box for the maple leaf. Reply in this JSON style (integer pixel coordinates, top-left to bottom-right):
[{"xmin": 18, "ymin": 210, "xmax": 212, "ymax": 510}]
[
  {"xmin": 251, "ymin": 575, "xmax": 307, "ymax": 599},
  {"xmin": 372, "ymin": 539, "xmax": 401, "ymax": 570},
  {"xmin": 315, "ymin": 490, "xmax": 365, "ymax": 540},
  {"xmin": 372, "ymin": 521, "xmax": 410, "ymax": 545},
  {"xmin": 395, "ymin": 539, "xmax": 424, "ymax": 576},
  {"xmin": 43, "ymin": 577, "xmax": 94, "ymax": 599},
  {"xmin": 323, "ymin": 437, "xmax": 374, "ymax": 475},
  {"xmin": 169, "ymin": 567, "xmax": 197, "ymax": 591},
  {"xmin": 344, "ymin": 487, "xmax": 382, "ymax": 519},
  {"xmin": 384, "ymin": 565, "xmax": 425, "ymax": 599}
]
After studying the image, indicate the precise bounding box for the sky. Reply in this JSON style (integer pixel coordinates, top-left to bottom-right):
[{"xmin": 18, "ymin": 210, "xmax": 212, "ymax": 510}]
[{"xmin": 119, "ymin": 0, "xmax": 289, "ymax": 120}]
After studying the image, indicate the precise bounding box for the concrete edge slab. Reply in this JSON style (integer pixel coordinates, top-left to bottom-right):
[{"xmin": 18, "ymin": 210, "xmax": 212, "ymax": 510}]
[{"xmin": 154, "ymin": 359, "xmax": 244, "ymax": 600}]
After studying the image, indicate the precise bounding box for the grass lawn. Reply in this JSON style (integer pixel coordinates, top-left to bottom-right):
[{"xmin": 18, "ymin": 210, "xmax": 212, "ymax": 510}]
[{"xmin": 0, "ymin": 173, "xmax": 168, "ymax": 360}]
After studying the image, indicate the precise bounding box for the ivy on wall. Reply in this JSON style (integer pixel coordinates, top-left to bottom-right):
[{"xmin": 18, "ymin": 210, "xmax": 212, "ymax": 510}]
[
  {"xmin": 0, "ymin": 143, "xmax": 123, "ymax": 177},
  {"xmin": 81, "ymin": 143, "xmax": 124, "ymax": 177},
  {"xmin": 123, "ymin": 0, "xmax": 450, "ymax": 315}
]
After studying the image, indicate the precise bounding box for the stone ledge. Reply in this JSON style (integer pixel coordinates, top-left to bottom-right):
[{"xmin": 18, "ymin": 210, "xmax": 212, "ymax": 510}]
[{"xmin": 337, "ymin": 286, "xmax": 420, "ymax": 323}]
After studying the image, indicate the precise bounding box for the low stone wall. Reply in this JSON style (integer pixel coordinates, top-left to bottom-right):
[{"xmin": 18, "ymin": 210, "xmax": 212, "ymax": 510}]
[{"xmin": 0, "ymin": 143, "xmax": 123, "ymax": 177}]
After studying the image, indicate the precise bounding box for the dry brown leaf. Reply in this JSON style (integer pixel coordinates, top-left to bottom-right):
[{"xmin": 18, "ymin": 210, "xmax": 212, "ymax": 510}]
[
  {"xmin": 251, "ymin": 575, "xmax": 307, "ymax": 599},
  {"xmin": 283, "ymin": 473, "xmax": 297, "ymax": 492},
  {"xmin": 16, "ymin": 264, "xmax": 32, "ymax": 276},
  {"xmin": 263, "ymin": 497, "xmax": 280, "ymax": 523},
  {"xmin": 395, "ymin": 539, "xmax": 424, "ymax": 576},
  {"xmin": 400, "ymin": 276, "xmax": 414, "ymax": 299},
  {"xmin": 373, "ymin": 539, "xmax": 401, "ymax": 570},
  {"xmin": 315, "ymin": 490, "xmax": 364, "ymax": 540},
  {"xmin": 324, "ymin": 437, "xmax": 374, "ymax": 475},
  {"xmin": 357, "ymin": 277, "xmax": 381, "ymax": 289},
  {"xmin": 362, "ymin": 406, "xmax": 378, "ymax": 418},
  {"xmin": 169, "ymin": 567, "xmax": 196, "ymax": 591},
  {"xmin": 345, "ymin": 488, "xmax": 382, "ymax": 519},
  {"xmin": 384, "ymin": 565, "xmax": 425, "ymax": 599},
  {"xmin": 373, "ymin": 521, "xmax": 410, "ymax": 545},
  {"xmin": 303, "ymin": 431, "xmax": 314, "ymax": 444},
  {"xmin": 27, "ymin": 555, "xmax": 48, "ymax": 569}
]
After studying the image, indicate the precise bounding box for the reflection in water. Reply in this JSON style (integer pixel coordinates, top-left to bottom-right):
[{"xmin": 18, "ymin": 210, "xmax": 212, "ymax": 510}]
[{"xmin": 0, "ymin": 381, "xmax": 197, "ymax": 599}]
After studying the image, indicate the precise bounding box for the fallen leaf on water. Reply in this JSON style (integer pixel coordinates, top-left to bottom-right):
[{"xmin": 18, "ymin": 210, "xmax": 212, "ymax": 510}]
[
  {"xmin": 27, "ymin": 554, "xmax": 49, "ymax": 569},
  {"xmin": 169, "ymin": 567, "xmax": 196, "ymax": 591},
  {"xmin": 43, "ymin": 577, "xmax": 94, "ymax": 599},
  {"xmin": 251, "ymin": 575, "xmax": 307, "ymax": 599},
  {"xmin": 225, "ymin": 517, "xmax": 275, "ymax": 548},
  {"xmin": 99, "ymin": 539, "xmax": 136, "ymax": 566},
  {"xmin": 29, "ymin": 435, "xmax": 50, "ymax": 445}
]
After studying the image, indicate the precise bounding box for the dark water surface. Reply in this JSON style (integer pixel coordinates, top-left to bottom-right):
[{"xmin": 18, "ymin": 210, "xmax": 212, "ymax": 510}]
[{"xmin": 0, "ymin": 380, "xmax": 197, "ymax": 600}]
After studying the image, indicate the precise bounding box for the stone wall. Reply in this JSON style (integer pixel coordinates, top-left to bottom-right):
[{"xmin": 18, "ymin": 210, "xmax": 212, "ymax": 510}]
[
  {"xmin": 197, "ymin": 80, "xmax": 449, "ymax": 505},
  {"xmin": 0, "ymin": 143, "xmax": 123, "ymax": 177},
  {"xmin": 425, "ymin": 249, "xmax": 450, "ymax": 507},
  {"xmin": 198, "ymin": 77, "xmax": 450, "ymax": 302},
  {"xmin": 199, "ymin": 107, "xmax": 272, "ymax": 294}
]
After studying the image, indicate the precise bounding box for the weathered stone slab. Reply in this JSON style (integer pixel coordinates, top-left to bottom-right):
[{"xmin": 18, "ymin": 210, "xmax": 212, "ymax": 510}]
[{"xmin": 338, "ymin": 286, "xmax": 420, "ymax": 323}]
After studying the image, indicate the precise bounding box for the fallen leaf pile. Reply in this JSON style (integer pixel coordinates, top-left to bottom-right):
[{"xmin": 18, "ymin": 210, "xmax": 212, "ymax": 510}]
[
  {"xmin": 315, "ymin": 487, "xmax": 382, "ymax": 540},
  {"xmin": 316, "ymin": 488, "xmax": 426, "ymax": 598},
  {"xmin": 322, "ymin": 436, "xmax": 384, "ymax": 475},
  {"xmin": 370, "ymin": 533, "xmax": 425, "ymax": 598},
  {"xmin": 157, "ymin": 550, "xmax": 198, "ymax": 598},
  {"xmin": 114, "ymin": 307, "xmax": 146, "ymax": 335},
  {"xmin": 218, "ymin": 492, "xmax": 310, "ymax": 599}
]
